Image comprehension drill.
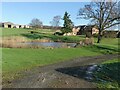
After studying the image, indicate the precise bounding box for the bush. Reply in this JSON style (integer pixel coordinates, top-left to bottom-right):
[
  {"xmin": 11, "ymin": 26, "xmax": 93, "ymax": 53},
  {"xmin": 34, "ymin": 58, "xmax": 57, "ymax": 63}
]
[
  {"xmin": 30, "ymin": 30, "xmax": 39, "ymax": 34},
  {"xmin": 84, "ymin": 38, "xmax": 94, "ymax": 45},
  {"xmin": 31, "ymin": 31, "xmax": 34, "ymax": 34},
  {"xmin": 93, "ymin": 33, "xmax": 98, "ymax": 38},
  {"xmin": 61, "ymin": 28, "xmax": 72, "ymax": 34},
  {"xmin": 53, "ymin": 32, "xmax": 64, "ymax": 35},
  {"xmin": 86, "ymin": 32, "xmax": 92, "ymax": 38},
  {"xmin": 103, "ymin": 31, "xmax": 117, "ymax": 38}
]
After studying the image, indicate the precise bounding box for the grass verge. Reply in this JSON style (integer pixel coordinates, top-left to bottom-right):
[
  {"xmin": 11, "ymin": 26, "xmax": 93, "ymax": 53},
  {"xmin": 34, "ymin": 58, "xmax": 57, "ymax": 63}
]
[{"xmin": 93, "ymin": 58, "xmax": 120, "ymax": 88}]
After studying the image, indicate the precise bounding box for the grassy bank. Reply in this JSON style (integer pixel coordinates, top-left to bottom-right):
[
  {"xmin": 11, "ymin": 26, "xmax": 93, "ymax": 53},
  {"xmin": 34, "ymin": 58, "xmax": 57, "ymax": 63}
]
[
  {"xmin": 1, "ymin": 28, "xmax": 83, "ymax": 43},
  {"xmin": 21, "ymin": 33, "xmax": 83, "ymax": 43},
  {"xmin": 93, "ymin": 58, "xmax": 120, "ymax": 88},
  {"xmin": 1, "ymin": 28, "xmax": 119, "ymax": 43}
]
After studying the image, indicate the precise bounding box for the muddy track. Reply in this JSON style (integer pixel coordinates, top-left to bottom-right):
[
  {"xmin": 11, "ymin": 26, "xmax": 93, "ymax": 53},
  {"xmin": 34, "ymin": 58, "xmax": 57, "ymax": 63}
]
[{"xmin": 3, "ymin": 54, "xmax": 119, "ymax": 88}]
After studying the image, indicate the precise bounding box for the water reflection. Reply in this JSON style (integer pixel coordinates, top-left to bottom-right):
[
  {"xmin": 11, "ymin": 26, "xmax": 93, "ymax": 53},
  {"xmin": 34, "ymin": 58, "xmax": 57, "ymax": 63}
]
[{"xmin": 20, "ymin": 42, "xmax": 76, "ymax": 48}]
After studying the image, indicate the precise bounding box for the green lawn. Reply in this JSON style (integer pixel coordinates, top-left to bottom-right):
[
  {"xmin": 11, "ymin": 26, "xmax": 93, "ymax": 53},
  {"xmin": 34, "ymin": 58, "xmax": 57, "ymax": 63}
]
[
  {"xmin": 1, "ymin": 28, "xmax": 119, "ymax": 83},
  {"xmin": 1, "ymin": 28, "xmax": 119, "ymax": 44},
  {"xmin": 93, "ymin": 58, "xmax": 120, "ymax": 88},
  {"xmin": 21, "ymin": 33, "xmax": 83, "ymax": 43},
  {"xmin": 2, "ymin": 47, "xmax": 101, "ymax": 81},
  {"xmin": 94, "ymin": 38, "xmax": 119, "ymax": 48},
  {"xmin": 1, "ymin": 28, "xmax": 82, "ymax": 43},
  {"xmin": 93, "ymin": 37, "xmax": 119, "ymax": 53},
  {"xmin": 1, "ymin": 28, "xmax": 29, "ymax": 37},
  {"xmin": 0, "ymin": 28, "xmax": 55, "ymax": 37},
  {"xmin": 1, "ymin": 28, "xmax": 119, "ymax": 43}
]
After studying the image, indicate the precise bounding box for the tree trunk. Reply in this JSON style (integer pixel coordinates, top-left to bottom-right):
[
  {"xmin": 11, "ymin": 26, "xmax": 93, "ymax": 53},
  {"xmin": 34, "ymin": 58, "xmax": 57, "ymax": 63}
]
[
  {"xmin": 97, "ymin": 34, "xmax": 102, "ymax": 43},
  {"xmin": 97, "ymin": 28, "xmax": 102, "ymax": 43}
]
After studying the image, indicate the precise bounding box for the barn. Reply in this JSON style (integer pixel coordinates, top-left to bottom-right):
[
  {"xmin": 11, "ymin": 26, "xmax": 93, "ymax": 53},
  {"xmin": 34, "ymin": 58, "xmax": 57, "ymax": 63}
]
[
  {"xmin": 75, "ymin": 25, "xmax": 99, "ymax": 35},
  {"xmin": 0, "ymin": 22, "xmax": 30, "ymax": 29},
  {"xmin": 0, "ymin": 22, "xmax": 14, "ymax": 28}
]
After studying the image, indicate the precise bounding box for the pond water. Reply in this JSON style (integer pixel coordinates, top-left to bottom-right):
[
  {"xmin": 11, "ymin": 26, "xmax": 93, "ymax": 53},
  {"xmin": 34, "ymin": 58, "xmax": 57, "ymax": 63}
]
[{"xmin": 19, "ymin": 42, "xmax": 77, "ymax": 48}]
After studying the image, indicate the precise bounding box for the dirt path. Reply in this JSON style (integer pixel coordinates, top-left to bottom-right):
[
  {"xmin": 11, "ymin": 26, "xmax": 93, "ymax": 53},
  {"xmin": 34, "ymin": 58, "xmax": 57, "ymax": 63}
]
[{"xmin": 3, "ymin": 54, "xmax": 119, "ymax": 88}]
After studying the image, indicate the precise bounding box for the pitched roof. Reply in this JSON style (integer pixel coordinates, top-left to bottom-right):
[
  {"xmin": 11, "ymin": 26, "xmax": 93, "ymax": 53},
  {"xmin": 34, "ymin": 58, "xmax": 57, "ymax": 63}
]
[{"xmin": 3, "ymin": 22, "xmax": 14, "ymax": 25}]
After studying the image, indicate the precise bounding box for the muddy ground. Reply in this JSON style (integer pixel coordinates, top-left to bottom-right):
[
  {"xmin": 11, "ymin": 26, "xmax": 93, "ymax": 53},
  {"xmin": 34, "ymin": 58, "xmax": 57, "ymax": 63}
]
[{"xmin": 3, "ymin": 54, "xmax": 119, "ymax": 88}]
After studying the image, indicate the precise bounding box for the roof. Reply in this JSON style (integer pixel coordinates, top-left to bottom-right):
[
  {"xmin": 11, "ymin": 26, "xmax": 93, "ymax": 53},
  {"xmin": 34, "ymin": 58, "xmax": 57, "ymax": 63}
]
[{"xmin": 3, "ymin": 22, "xmax": 14, "ymax": 25}]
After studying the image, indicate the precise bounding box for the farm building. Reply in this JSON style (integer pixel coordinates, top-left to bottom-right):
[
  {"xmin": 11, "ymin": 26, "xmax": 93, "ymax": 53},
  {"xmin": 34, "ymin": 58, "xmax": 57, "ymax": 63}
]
[
  {"xmin": 92, "ymin": 27, "xmax": 99, "ymax": 35},
  {"xmin": 0, "ymin": 22, "xmax": 30, "ymax": 29},
  {"xmin": 19, "ymin": 25, "xmax": 25, "ymax": 28},
  {"xmin": 75, "ymin": 25, "xmax": 119, "ymax": 38},
  {"xmin": 14, "ymin": 24, "xmax": 19, "ymax": 28},
  {"xmin": 75, "ymin": 25, "xmax": 99, "ymax": 35},
  {"xmin": 24, "ymin": 25, "xmax": 30, "ymax": 28},
  {"xmin": 63, "ymin": 25, "xmax": 99, "ymax": 36},
  {"xmin": 0, "ymin": 22, "xmax": 14, "ymax": 28}
]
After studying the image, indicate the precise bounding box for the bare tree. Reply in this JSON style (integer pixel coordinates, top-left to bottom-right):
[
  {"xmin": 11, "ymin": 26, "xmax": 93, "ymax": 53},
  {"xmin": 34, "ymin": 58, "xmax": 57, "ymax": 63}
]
[
  {"xmin": 78, "ymin": 0, "xmax": 120, "ymax": 43},
  {"xmin": 50, "ymin": 15, "xmax": 61, "ymax": 29},
  {"xmin": 29, "ymin": 18, "xmax": 43, "ymax": 30}
]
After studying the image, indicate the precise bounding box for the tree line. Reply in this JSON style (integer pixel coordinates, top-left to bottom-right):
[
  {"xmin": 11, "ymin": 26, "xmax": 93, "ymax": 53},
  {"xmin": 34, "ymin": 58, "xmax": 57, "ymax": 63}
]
[{"xmin": 29, "ymin": 0, "xmax": 120, "ymax": 43}]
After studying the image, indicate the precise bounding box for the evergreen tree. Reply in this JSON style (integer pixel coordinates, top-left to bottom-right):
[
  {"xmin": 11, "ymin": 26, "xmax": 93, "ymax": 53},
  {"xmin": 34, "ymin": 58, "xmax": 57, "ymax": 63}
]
[{"xmin": 61, "ymin": 12, "xmax": 73, "ymax": 33}]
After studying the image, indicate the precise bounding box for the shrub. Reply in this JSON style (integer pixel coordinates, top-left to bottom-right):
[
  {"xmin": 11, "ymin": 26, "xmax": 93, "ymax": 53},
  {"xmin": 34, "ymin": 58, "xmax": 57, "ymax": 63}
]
[
  {"xmin": 54, "ymin": 32, "xmax": 64, "ymax": 35},
  {"xmin": 86, "ymin": 32, "xmax": 92, "ymax": 38},
  {"xmin": 30, "ymin": 30, "xmax": 39, "ymax": 34},
  {"xmin": 103, "ymin": 31, "xmax": 117, "ymax": 38},
  {"xmin": 84, "ymin": 37, "xmax": 94, "ymax": 45},
  {"xmin": 31, "ymin": 31, "xmax": 34, "ymax": 34},
  {"xmin": 93, "ymin": 33, "xmax": 98, "ymax": 38}
]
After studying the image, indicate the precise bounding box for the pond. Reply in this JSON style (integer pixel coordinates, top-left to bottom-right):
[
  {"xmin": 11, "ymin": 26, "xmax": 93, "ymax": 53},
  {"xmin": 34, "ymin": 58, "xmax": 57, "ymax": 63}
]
[{"xmin": 19, "ymin": 42, "xmax": 77, "ymax": 48}]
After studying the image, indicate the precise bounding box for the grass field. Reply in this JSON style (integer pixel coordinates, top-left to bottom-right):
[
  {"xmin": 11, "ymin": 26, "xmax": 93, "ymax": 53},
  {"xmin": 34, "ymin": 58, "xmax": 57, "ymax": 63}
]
[
  {"xmin": 0, "ymin": 28, "xmax": 29, "ymax": 37},
  {"xmin": 1, "ymin": 28, "xmax": 119, "ymax": 44},
  {"xmin": 93, "ymin": 58, "xmax": 120, "ymax": 88},
  {"xmin": 1, "ymin": 28, "xmax": 83, "ymax": 43},
  {"xmin": 2, "ymin": 47, "xmax": 101, "ymax": 81},
  {"xmin": 1, "ymin": 28, "xmax": 55, "ymax": 36},
  {"xmin": 95, "ymin": 38, "xmax": 119, "ymax": 48},
  {"xmin": 1, "ymin": 28, "xmax": 119, "ymax": 83}
]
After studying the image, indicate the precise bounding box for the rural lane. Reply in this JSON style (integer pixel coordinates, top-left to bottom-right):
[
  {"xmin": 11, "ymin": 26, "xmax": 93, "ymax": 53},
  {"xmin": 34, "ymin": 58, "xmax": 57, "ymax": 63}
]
[{"xmin": 3, "ymin": 54, "xmax": 119, "ymax": 88}]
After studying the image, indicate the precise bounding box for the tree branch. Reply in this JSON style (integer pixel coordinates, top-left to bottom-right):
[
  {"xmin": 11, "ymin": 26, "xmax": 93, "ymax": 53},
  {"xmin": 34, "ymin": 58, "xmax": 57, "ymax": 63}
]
[{"xmin": 104, "ymin": 22, "xmax": 120, "ymax": 29}]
